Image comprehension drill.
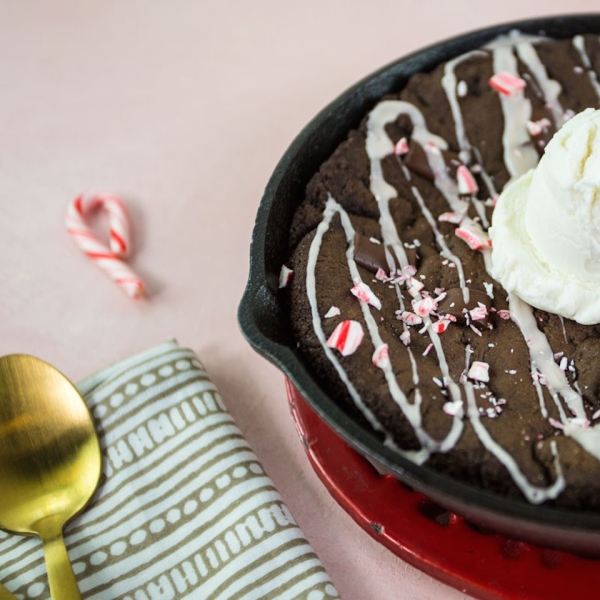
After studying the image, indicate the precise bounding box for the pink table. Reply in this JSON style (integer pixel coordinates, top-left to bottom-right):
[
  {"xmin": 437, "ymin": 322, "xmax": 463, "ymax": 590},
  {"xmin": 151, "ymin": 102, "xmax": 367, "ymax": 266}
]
[{"xmin": 1, "ymin": 2, "xmax": 596, "ymax": 598}]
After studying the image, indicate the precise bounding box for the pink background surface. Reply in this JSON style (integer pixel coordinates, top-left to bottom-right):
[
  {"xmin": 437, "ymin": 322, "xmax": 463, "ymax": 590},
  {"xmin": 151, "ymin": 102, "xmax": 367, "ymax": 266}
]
[{"xmin": 1, "ymin": 2, "xmax": 597, "ymax": 598}]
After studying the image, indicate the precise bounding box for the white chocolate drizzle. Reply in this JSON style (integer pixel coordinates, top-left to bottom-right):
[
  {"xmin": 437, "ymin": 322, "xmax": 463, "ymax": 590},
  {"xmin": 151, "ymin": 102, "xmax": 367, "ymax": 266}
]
[
  {"xmin": 301, "ymin": 32, "xmax": 600, "ymax": 503},
  {"xmin": 573, "ymin": 35, "xmax": 600, "ymax": 100},
  {"xmin": 410, "ymin": 185, "xmax": 469, "ymax": 303},
  {"xmin": 366, "ymin": 100, "xmax": 467, "ymax": 417},
  {"xmin": 515, "ymin": 41, "xmax": 565, "ymax": 126},
  {"xmin": 367, "ymin": 101, "xmax": 447, "ymax": 268},
  {"xmin": 441, "ymin": 50, "xmax": 493, "ymax": 227},
  {"xmin": 394, "ymin": 281, "xmax": 421, "ymax": 387},
  {"xmin": 305, "ymin": 198, "xmax": 390, "ymax": 439},
  {"xmin": 507, "ymin": 293, "xmax": 585, "ymax": 419},
  {"xmin": 441, "ymin": 50, "xmax": 487, "ymax": 162},
  {"xmin": 463, "ymin": 347, "xmax": 565, "ymax": 504},
  {"xmin": 531, "ymin": 369, "xmax": 548, "ymax": 419},
  {"xmin": 422, "ymin": 143, "xmax": 470, "ymax": 216},
  {"xmin": 491, "ymin": 44, "xmax": 538, "ymax": 179},
  {"xmin": 330, "ymin": 195, "xmax": 463, "ymax": 457},
  {"xmin": 562, "ymin": 422, "xmax": 600, "ymax": 460}
]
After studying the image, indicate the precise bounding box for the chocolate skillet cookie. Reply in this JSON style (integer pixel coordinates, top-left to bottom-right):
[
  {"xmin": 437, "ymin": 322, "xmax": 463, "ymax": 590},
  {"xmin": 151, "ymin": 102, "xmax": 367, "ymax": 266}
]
[{"xmin": 283, "ymin": 32, "xmax": 600, "ymax": 510}]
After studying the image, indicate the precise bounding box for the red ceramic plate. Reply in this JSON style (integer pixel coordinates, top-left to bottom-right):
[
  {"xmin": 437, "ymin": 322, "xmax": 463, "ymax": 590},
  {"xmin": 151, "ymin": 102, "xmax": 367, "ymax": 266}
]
[{"xmin": 286, "ymin": 378, "xmax": 600, "ymax": 600}]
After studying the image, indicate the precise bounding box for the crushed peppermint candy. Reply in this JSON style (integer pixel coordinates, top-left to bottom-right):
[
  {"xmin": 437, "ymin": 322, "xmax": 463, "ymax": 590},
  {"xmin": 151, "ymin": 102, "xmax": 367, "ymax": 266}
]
[
  {"xmin": 407, "ymin": 275, "xmax": 424, "ymax": 291},
  {"xmin": 279, "ymin": 265, "xmax": 294, "ymax": 288},
  {"xmin": 456, "ymin": 165, "xmax": 479, "ymax": 195},
  {"xmin": 455, "ymin": 219, "xmax": 491, "ymax": 250},
  {"xmin": 394, "ymin": 137, "xmax": 410, "ymax": 155},
  {"xmin": 432, "ymin": 319, "xmax": 451, "ymax": 333},
  {"xmin": 400, "ymin": 330, "xmax": 411, "ymax": 346},
  {"xmin": 438, "ymin": 212, "xmax": 464, "ymax": 224},
  {"xmin": 324, "ymin": 306, "xmax": 341, "ymax": 319},
  {"xmin": 470, "ymin": 303, "xmax": 488, "ymax": 321},
  {"xmin": 468, "ymin": 361, "xmax": 490, "ymax": 383},
  {"xmin": 526, "ymin": 117, "xmax": 551, "ymax": 136},
  {"xmin": 372, "ymin": 344, "xmax": 390, "ymax": 369},
  {"xmin": 412, "ymin": 296, "xmax": 437, "ymax": 318},
  {"xmin": 488, "ymin": 71, "xmax": 527, "ymax": 96},
  {"xmin": 483, "ymin": 282, "xmax": 494, "ymax": 298},
  {"xmin": 422, "ymin": 343, "xmax": 434, "ymax": 356},
  {"xmin": 443, "ymin": 400, "xmax": 463, "ymax": 416},
  {"xmin": 399, "ymin": 311, "xmax": 423, "ymax": 326},
  {"xmin": 326, "ymin": 320, "xmax": 364, "ymax": 356},
  {"xmin": 375, "ymin": 268, "xmax": 390, "ymax": 282},
  {"xmin": 403, "ymin": 265, "xmax": 418, "ymax": 277},
  {"xmin": 351, "ymin": 280, "xmax": 382, "ymax": 310},
  {"xmin": 497, "ymin": 310, "xmax": 511, "ymax": 320}
]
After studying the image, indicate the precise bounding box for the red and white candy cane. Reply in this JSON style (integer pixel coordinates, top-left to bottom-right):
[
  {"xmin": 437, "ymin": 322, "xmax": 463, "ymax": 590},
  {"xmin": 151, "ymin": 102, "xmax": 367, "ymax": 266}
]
[{"xmin": 65, "ymin": 193, "xmax": 145, "ymax": 298}]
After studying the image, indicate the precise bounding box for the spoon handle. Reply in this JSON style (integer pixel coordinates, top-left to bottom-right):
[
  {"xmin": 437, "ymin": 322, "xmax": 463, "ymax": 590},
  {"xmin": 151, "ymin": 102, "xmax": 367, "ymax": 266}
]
[{"xmin": 41, "ymin": 533, "xmax": 81, "ymax": 600}]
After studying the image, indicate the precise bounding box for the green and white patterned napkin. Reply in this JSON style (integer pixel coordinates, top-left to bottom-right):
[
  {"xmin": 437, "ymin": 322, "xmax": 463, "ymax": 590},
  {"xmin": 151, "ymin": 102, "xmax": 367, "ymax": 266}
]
[{"xmin": 0, "ymin": 340, "xmax": 338, "ymax": 600}]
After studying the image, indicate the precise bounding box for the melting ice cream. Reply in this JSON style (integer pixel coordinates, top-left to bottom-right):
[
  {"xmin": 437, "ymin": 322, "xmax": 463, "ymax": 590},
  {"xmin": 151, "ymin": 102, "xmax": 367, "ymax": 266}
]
[{"xmin": 491, "ymin": 108, "xmax": 600, "ymax": 324}]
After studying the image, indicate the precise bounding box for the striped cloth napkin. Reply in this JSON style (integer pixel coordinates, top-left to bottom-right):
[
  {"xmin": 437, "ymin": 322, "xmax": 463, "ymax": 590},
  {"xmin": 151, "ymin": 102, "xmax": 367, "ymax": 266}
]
[{"xmin": 0, "ymin": 340, "xmax": 338, "ymax": 600}]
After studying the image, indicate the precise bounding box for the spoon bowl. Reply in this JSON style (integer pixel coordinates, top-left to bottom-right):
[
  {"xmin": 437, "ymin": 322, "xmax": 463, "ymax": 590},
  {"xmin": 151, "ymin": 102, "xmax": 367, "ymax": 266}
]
[{"xmin": 0, "ymin": 355, "xmax": 102, "ymax": 599}]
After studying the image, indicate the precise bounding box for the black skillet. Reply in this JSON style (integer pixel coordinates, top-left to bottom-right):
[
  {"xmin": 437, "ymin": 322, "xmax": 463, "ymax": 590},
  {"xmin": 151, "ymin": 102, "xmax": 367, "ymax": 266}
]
[{"xmin": 238, "ymin": 14, "xmax": 600, "ymax": 556}]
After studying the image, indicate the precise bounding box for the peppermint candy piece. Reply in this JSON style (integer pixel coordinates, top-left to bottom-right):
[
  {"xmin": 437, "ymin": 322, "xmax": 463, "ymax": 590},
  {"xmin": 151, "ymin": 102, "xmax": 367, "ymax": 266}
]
[
  {"xmin": 443, "ymin": 400, "xmax": 464, "ymax": 417},
  {"xmin": 372, "ymin": 344, "xmax": 390, "ymax": 369},
  {"xmin": 488, "ymin": 72, "xmax": 526, "ymax": 96},
  {"xmin": 527, "ymin": 117, "xmax": 551, "ymax": 136},
  {"xmin": 279, "ymin": 265, "xmax": 294, "ymax": 288},
  {"xmin": 351, "ymin": 280, "xmax": 382, "ymax": 310},
  {"xmin": 468, "ymin": 361, "xmax": 490, "ymax": 383},
  {"xmin": 438, "ymin": 212, "xmax": 464, "ymax": 224},
  {"xmin": 412, "ymin": 296, "xmax": 437, "ymax": 318},
  {"xmin": 456, "ymin": 165, "xmax": 479, "ymax": 195},
  {"xmin": 455, "ymin": 219, "xmax": 492, "ymax": 251},
  {"xmin": 432, "ymin": 319, "xmax": 451, "ymax": 333},
  {"xmin": 394, "ymin": 137, "xmax": 410, "ymax": 155},
  {"xmin": 324, "ymin": 306, "xmax": 341, "ymax": 319},
  {"xmin": 326, "ymin": 320, "xmax": 364, "ymax": 356},
  {"xmin": 398, "ymin": 311, "xmax": 423, "ymax": 326},
  {"xmin": 470, "ymin": 303, "xmax": 489, "ymax": 322}
]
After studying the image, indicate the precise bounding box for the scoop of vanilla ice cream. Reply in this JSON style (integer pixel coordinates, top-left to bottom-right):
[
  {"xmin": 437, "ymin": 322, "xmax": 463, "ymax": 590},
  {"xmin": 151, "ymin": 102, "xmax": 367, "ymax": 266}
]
[
  {"xmin": 526, "ymin": 108, "xmax": 600, "ymax": 278},
  {"xmin": 490, "ymin": 108, "xmax": 600, "ymax": 324}
]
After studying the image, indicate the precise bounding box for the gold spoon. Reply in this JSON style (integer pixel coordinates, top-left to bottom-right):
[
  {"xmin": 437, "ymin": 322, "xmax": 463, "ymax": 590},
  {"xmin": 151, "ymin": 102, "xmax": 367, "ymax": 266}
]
[
  {"xmin": 0, "ymin": 585, "xmax": 16, "ymax": 600},
  {"xmin": 0, "ymin": 355, "xmax": 102, "ymax": 599}
]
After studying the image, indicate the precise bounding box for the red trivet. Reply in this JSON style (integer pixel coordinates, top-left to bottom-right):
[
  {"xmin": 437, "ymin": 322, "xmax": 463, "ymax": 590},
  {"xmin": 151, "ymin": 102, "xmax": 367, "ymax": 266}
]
[{"xmin": 286, "ymin": 378, "xmax": 600, "ymax": 600}]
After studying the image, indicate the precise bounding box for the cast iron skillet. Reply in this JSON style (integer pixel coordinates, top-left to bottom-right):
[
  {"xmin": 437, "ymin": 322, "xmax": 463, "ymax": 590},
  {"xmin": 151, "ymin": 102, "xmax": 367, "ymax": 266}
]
[{"xmin": 239, "ymin": 14, "xmax": 600, "ymax": 555}]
